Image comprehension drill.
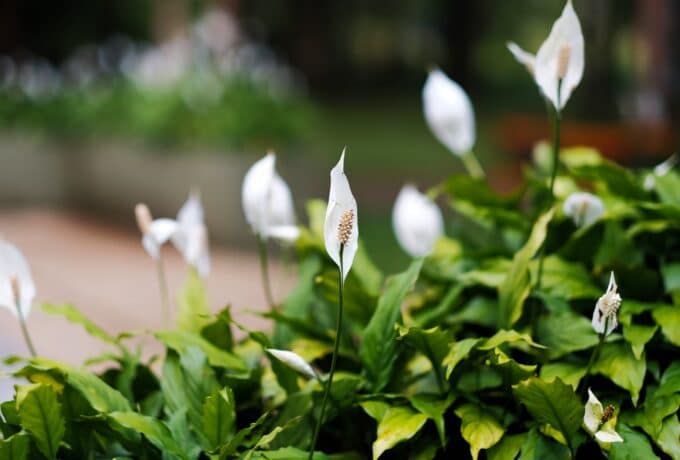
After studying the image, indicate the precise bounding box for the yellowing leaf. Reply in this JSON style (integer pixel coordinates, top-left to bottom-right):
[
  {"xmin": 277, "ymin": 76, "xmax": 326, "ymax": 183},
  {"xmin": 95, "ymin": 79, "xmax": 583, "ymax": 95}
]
[
  {"xmin": 454, "ymin": 403, "xmax": 504, "ymax": 460},
  {"xmin": 371, "ymin": 406, "xmax": 428, "ymax": 459}
]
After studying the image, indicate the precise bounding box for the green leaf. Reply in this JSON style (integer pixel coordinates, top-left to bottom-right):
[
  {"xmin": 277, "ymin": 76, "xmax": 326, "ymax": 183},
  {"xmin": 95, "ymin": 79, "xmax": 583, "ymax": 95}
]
[
  {"xmin": 540, "ymin": 362, "xmax": 586, "ymax": 389},
  {"xmin": 443, "ymin": 338, "xmax": 480, "ymax": 378},
  {"xmin": 487, "ymin": 433, "xmax": 527, "ymax": 460},
  {"xmin": 218, "ymin": 412, "xmax": 269, "ymax": 459},
  {"xmin": 656, "ymin": 362, "xmax": 680, "ymax": 398},
  {"xmin": 513, "ymin": 377, "xmax": 582, "ymax": 449},
  {"xmin": 0, "ymin": 432, "xmax": 30, "ymax": 460},
  {"xmin": 517, "ymin": 428, "xmax": 570, "ymax": 460},
  {"xmin": 177, "ymin": 270, "xmax": 211, "ymax": 334},
  {"xmin": 622, "ymin": 323, "xmax": 657, "ymax": 360},
  {"xmin": 409, "ymin": 394, "xmax": 455, "ymax": 446},
  {"xmin": 41, "ymin": 303, "xmax": 118, "ymax": 346},
  {"xmin": 657, "ymin": 414, "xmax": 680, "ymax": 459},
  {"xmin": 360, "ymin": 259, "xmax": 423, "ymax": 391},
  {"xmin": 661, "ymin": 262, "xmax": 680, "ymax": 294},
  {"xmin": 529, "ymin": 257, "xmax": 600, "ymax": 300},
  {"xmin": 536, "ymin": 311, "xmax": 599, "ymax": 359},
  {"xmin": 478, "ymin": 329, "xmax": 545, "ymax": 351},
  {"xmin": 609, "ymin": 424, "xmax": 659, "ymax": 460},
  {"xmin": 371, "ymin": 406, "xmax": 428, "ymax": 460},
  {"xmin": 155, "ymin": 330, "xmax": 248, "ymax": 376},
  {"xmin": 593, "ymin": 342, "xmax": 646, "ymax": 404},
  {"xmin": 654, "ymin": 171, "xmax": 680, "ymax": 206},
  {"xmin": 17, "ymin": 384, "xmax": 65, "ymax": 460},
  {"xmin": 109, "ymin": 411, "xmax": 189, "ymax": 459},
  {"xmin": 454, "ymin": 403, "xmax": 504, "ymax": 460},
  {"xmin": 652, "ymin": 305, "xmax": 680, "ymax": 346},
  {"xmin": 397, "ymin": 325, "xmax": 451, "ymax": 370},
  {"xmin": 360, "ymin": 401, "xmax": 390, "ymax": 422},
  {"xmin": 202, "ymin": 387, "xmax": 236, "ymax": 451},
  {"xmin": 498, "ymin": 209, "xmax": 554, "ymax": 328}
]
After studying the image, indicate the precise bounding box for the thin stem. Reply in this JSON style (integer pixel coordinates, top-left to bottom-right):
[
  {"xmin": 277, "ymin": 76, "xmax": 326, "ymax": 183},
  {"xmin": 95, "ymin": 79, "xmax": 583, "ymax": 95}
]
[
  {"xmin": 156, "ymin": 254, "xmax": 170, "ymax": 326},
  {"xmin": 257, "ymin": 236, "xmax": 276, "ymax": 310},
  {"xmin": 579, "ymin": 317, "xmax": 609, "ymax": 396},
  {"xmin": 15, "ymin": 304, "xmax": 36, "ymax": 357},
  {"xmin": 309, "ymin": 245, "xmax": 344, "ymax": 460},
  {"xmin": 461, "ymin": 150, "xmax": 486, "ymax": 179}
]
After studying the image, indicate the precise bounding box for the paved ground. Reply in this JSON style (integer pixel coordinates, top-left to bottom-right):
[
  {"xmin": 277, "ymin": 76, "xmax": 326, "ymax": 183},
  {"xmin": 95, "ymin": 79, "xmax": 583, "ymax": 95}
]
[{"xmin": 0, "ymin": 208, "xmax": 294, "ymax": 398}]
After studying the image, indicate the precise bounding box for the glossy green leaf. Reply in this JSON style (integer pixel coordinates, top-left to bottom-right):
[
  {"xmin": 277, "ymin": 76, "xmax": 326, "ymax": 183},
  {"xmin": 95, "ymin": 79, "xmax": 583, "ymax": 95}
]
[
  {"xmin": 109, "ymin": 411, "xmax": 189, "ymax": 459},
  {"xmin": 443, "ymin": 338, "xmax": 480, "ymax": 378},
  {"xmin": 609, "ymin": 424, "xmax": 659, "ymax": 460},
  {"xmin": 487, "ymin": 433, "xmax": 527, "ymax": 460},
  {"xmin": 454, "ymin": 403, "xmax": 504, "ymax": 460},
  {"xmin": 17, "ymin": 384, "xmax": 65, "ymax": 460},
  {"xmin": 498, "ymin": 209, "xmax": 554, "ymax": 328},
  {"xmin": 536, "ymin": 311, "xmax": 599, "ymax": 359},
  {"xmin": 652, "ymin": 305, "xmax": 680, "ymax": 346},
  {"xmin": 656, "ymin": 362, "xmax": 680, "ymax": 398},
  {"xmin": 371, "ymin": 406, "xmax": 428, "ymax": 460},
  {"xmin": 360, "ymin": 259, "xmax": 423, "ymax": 391},
  {"xmin": 155, "ymin": 330, "xmax": 247, "ymax": 375},
  {"xmin": 513, "ymin": 377, "xmax": 582, "ymax": 449},
  {"xmin": 202, "ymin": 387, "xmax": 236, "ymax": 451},
  {"xmin": 41, "ymin": 303, "xmax": 118, "ymax": 346},
  {"xmin": 654, "ymin": 171, "xmax": 680, "ymax": 206},
  {"xmin": 409, "ymin": 394, "xmax": 455, "ymax": 446},
  {"xmin": 397, "ymin": 325, "xmax": 451, "ymax": 370},
  {"xmin": 593, "ymin": 342, "xmax": 646, "ymax": 404},
  {"xmin": 540, "ymin": 362, "xmax": 586, "ymax": 389},
  {"xmin": 657, "ymin": 414, "xmax": 680, "ymax": 459},
  {"xmin": 0, "ymin": 433, "xmax": 30, "ymax": 460}
]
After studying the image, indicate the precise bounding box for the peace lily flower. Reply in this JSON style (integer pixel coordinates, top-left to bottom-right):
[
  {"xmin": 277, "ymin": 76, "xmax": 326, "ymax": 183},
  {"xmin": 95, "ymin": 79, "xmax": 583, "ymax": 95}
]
[
  {"xmin": 507, "ymin": 0, "xmax": 584, "ymax": 111},
  {"xmin": 242, "ymin": 152, "xmax": 299, "ymax": 244},
  {"xmin": 266, "ymin": 348, "xmax": 317, "ymax": 380},
  {"xmin": 422, "ymin": 69, "xmax": 484, "ymax": 177},
  {"xmin": 392, "ymin": 185, "xmax": 444, "ymax": 257},
  {"xmin": 563, "ymin": 192, "xmax": 604, "ymax": 227},
  {"xmin": 324, "ymin": 149, "xmax": 358, "ymax": 281},
  {"xmin": 592, "ymin": 272, "xmax": 621, "ymax": 336},
  {"xmin": 584, "ymin": 389, "xmax": 623, "ymax": 444},
  {"xmin": 0, "ymin": 239, "xmax": 37, "ymax": 355},
  {"xmin": 643, "ymin": 153, "xmax": 678, "ymax": 191}
]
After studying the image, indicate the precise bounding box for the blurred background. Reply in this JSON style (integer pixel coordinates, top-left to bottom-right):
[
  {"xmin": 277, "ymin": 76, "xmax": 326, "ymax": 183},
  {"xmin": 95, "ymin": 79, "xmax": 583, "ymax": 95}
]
[{"xmin": 0, "ymin": 0, "xmax": 678, "ymax": 369}]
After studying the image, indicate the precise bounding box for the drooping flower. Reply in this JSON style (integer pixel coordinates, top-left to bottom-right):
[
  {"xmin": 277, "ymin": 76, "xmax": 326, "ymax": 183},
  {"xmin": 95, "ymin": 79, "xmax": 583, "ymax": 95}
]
[
  {"xmin": 643, "ymin": 153, "xmax": 678, "ymax": 191},
  {"xmin": 563, "ymin": 192, "xmax": 604, "ymax": 227},
  {"xmin": 266, "ymin": 348, "xmax": 317, "ymax": 379},
  {"xmin": 507, "ymin": 0, "xmax": 584, "ymax": 111},
  {"xmin": 135, "ymin": 190, "xmax": 210, "ymax": 277},
  {"xmin": 584, "ymin": 389, "xmax": 624, "ymax": 444},
  {"xmin": 592, "ymin": 272, "xmax": 621, "ymax": 336},
  {"xmin": 392, "ymin": 185, "xmax": 444, "ymax": 257},
  {"xmin": 324, "ymin": 150, "xmax": 358, "ymax": 281},
  {"xmin": 0, "ymin": 239, "xmax": 35, "ymax": 320},
  {"xmin": 242, "ymin": 152, "xmax": 300, "ymax": 243},
  {"xmin": 422, "ymin": 69, "xmax": 476, "ymax": 157}
]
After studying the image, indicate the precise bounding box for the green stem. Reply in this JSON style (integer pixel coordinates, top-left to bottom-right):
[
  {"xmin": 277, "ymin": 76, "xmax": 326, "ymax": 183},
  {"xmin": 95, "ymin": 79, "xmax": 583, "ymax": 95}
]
[
  {"xmin": 156, "ymin": 254, "xmax": 170, "ymax": 326},
  {"xmin": 535, "ymin": 81, "xmax": 562, "ymax": 293},
  {"xmin": 461, "ymin": 150, "xmax": 486, "ymax": 179},
  {"xmin": 257, "ymin": 237, "xmax": 276, "ymax": 310},
  {"xmin": 309, "ymin": 245, "xmax": 344, "ymax": 460},
  {"xmin": 579, "ymin": 317, "xmax": 609, "ymax": 396},
  {"xmin": 14, "ymin": 303, "xmax": 36, "ymax": 357}
]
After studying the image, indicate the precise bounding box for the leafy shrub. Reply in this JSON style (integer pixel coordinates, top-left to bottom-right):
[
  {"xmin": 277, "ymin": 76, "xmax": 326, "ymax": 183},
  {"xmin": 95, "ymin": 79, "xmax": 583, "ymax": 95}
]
[{"xmin": 1, "ymin": 146, "xmax": 679, "ymax": 459}]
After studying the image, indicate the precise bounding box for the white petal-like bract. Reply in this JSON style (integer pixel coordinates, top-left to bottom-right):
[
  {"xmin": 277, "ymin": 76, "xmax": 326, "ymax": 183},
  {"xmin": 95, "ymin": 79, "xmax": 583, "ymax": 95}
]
[
  {"xmin": 563, "ymin": 192, "xmax": 604, "ymax": 227},
  {"xmin": 583, "ymin": 389, "xmax": 603, "ymax": 434},
  {"xmin": 423, "ymin": 69, "xmax": 476, "ymax": 156},
  {"xmin": 392, "ymin": 185, "xmax": 444, "ymax": 257},
  {"xmin": 172, "ymin": 191, "xmax": 210, "ymax": 277},
  {"xmin": 142, "ymin": 218, "xmax": 179, "ymax": 260},
  {"xmin": 534, "ymin": 0, "xmax": 585, "ymax": 110},
  {"xmin": 591, "ymin": 272, "xmax": 621, "ymax": 336},
  {"xmin": 266, "ymin": 348, "xmax": 316, "ymax": 379},
  {"xmin": 0, "ymin": 239, "xmax": 35, "ymax": 319},
  {"xmin": 242, "ymin": 152, "xmax": 298, "ymax": 242},
  {"xmin": 507, "ymin": 42, "xmax": 536, "ymax": 75},
  {"xmin": 324, "ymin": 150, "xmax": 358, "ymax": 281}
]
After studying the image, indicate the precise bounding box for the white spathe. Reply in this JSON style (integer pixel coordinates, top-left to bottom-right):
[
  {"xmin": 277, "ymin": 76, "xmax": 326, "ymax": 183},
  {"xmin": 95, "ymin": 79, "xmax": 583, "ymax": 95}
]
[
  {"xmin": 241, "ymin": 152, "xmax": 299, "ymax": 243},
  {"xmin": 266, "ymin": 348, "xmax": 316, "ymax": 379},
  {"xmin": 592, "ymin": 272, "xmax": 621, "ymax": 336},
  {"xmin": 422, "ymin": 69, "xmax": 476, "ymax": 157},
  {"xmin": 392, "ymin": 185, "xmax": 444, "ymax": 257},
  {"xmin": 137, "ymin": 191, "xmax": 211, "ymax": 277},
  {"xmin": 563, "ymin": 192, "xmax": 604, "ymax": 227},
  {"xmin": 508, "ymin": 1, "xmax": 584, "ymax": 111},
  {"xmin": 0, "ymin": 239, "xmax": 35, "ymax": 319},
  {"xmin": 584, "ymin": 389, "xmax": 624, "ymax": 443},
  {"xmin": 324, "ymin": 150, "xmax": 358, "ymax": 281}
]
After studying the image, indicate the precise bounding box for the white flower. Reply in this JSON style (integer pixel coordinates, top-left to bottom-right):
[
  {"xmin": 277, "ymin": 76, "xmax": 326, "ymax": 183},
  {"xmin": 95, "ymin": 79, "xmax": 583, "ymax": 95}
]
[
  {"xmin": 266, "ymin": 348, "xmax": 316, "ymax": 379},
  {"xmin": 0, "ymin": 239, "xmax": 35, "ymax": 320},
  {"xmin": 644, "ymin": 153, "xmax": 678, "ymax": 191},
  {"xmin": 592, "ymin": 272, "xmax": 621, "ymax": 336},
  {"xmin": 422, "ymin": 69, "xmax": 476, "ymax": 157},
  {"xmin": 242, "ymin": 152, "xmax": 300, "ymax": 243},
  {"xmin": 135, "ymin": 190, "xmax": 211, "ymax": 277},
  {"xmin": 508, "ymin": 1, "xmax": 584, "ymax": 111},
  {"xmin": 584, "ymin": 389, "xmax": 623, "ymax": 444},
  {"xmin": 324, "ymin": 150, "xmax": 358, "ymax": 281},
  {"xmin": 172, "ymin": 190, "xmax": 211, "ymax": 277},
  {"xmin": 392, "ymin": 185, "xmax": 444, "ymax": 257},
  {"xmin": 563, "ymin": 192, "xmax": 604, "ymax": 227}
]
